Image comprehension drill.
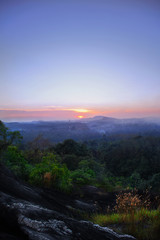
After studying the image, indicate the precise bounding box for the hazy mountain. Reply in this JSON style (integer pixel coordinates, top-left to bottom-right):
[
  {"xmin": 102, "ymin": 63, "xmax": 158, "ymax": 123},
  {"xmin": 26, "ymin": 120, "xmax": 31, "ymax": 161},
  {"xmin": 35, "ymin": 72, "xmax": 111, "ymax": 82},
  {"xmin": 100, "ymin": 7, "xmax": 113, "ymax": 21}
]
[{"xmin": 5, "ymin": 116, "xmax": 160, "ymax": 143}]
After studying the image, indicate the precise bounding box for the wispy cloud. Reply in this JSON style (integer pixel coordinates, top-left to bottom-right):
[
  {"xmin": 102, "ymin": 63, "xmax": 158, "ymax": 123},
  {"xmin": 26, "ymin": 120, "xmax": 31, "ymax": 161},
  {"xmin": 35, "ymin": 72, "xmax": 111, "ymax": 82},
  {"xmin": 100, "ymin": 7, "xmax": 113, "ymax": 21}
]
[
  {"xmin": 0, "ymin": 105, "xmax": 160, "ymax": 122},
  {"xmin": 0, "ymin": 106, "xmax": 91, "ymax": 113},
  {"xmin": 0, "ymin": 106, "xmax": 94, "ymax": 121}
]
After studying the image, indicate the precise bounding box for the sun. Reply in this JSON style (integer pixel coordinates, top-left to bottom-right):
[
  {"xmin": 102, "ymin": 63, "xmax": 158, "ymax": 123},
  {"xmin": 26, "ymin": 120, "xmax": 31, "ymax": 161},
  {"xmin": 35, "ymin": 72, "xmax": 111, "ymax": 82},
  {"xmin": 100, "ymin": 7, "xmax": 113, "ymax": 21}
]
[{"xmin": 77, "ymin": 115, "xmax": 84, "ymax": 119}]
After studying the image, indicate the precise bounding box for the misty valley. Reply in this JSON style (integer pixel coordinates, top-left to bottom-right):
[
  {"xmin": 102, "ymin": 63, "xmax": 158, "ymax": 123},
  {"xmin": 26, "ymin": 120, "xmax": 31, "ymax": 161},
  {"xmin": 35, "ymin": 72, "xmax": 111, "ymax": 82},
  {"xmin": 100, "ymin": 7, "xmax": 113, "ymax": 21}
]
[
  {"xmin": 5, "ymin": 116, "xmax": 160, "ymax": 143},
  {"xmin": 0, "ymin": 117, "xmax": 160, "ymax": 240}
]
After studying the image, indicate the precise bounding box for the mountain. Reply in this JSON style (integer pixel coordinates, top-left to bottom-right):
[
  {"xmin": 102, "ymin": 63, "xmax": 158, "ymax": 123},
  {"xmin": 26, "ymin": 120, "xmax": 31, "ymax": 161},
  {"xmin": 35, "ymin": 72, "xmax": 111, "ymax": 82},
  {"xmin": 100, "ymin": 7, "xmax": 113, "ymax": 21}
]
[
  {"xmin": 5, "ymin": 116, "xmax": 160, "ymax": 143},
  {"xmin": 81, "ymin": 116, "xmax": 160, "ymax": 135},
  {"xmin": 82, "ymin": 116, "xmax": 118, "ymax": 122}
]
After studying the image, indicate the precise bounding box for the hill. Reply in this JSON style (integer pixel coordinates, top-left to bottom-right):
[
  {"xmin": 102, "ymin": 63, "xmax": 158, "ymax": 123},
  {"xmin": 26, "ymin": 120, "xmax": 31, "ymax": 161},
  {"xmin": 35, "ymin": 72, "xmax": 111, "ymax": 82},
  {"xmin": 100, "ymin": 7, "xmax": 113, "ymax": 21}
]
[{"xmin": 5, "ymin": 116, "xmax": 160, "ymax": 143}]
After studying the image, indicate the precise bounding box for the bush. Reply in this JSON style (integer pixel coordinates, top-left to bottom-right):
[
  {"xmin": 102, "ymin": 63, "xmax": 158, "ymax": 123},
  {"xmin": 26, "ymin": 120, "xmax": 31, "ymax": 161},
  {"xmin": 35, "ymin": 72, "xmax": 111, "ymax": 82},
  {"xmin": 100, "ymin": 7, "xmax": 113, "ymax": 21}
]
[
  {"xmin": 95, "ymin": 176, "xmax": 114, "ymax": 192},
  {"xmin": 3, "ymin": 145, "xmax": 30, "ymax": 179},
  {"xmin": 29, "ymin": 154, "xmax": 72, "ymax": 192},
  {"xmin": 71, "ymin": 168, "xmax": 95, "ymax": 185},
  {"xmin": 90, "ymin": 190, "xmax": 160, "ymax": 240},
  {"xmin": 114, "ymin": 190, "xmax": 151, "ymax": 214},
  {"xmin": 149, "ymin": 173, "xmax": 160, "ymax": 192}
]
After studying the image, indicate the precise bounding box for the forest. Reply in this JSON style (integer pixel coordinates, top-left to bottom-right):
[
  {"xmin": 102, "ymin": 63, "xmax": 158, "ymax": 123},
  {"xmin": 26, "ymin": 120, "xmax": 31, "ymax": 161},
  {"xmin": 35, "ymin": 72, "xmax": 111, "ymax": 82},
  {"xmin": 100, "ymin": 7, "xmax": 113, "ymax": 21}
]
[
  {"xmin": 1, "ymin": 120, "xmax": 160, "ymax": 193},
  {"xmin": 0, "ymin": 120, "xmax": 160, "ymax": 239}
]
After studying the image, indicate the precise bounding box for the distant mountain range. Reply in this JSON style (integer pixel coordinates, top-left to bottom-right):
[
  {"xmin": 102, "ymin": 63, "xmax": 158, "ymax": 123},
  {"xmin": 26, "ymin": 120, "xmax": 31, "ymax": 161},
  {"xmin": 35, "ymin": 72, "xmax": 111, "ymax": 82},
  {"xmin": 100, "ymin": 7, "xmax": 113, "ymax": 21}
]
[
  {"xmin": 5, "ymin": 116, "xmax": 160, "ymax": 143},
  {"xmin": 82, "ymin": 115, "xmax": 160, "ymax": 124}
]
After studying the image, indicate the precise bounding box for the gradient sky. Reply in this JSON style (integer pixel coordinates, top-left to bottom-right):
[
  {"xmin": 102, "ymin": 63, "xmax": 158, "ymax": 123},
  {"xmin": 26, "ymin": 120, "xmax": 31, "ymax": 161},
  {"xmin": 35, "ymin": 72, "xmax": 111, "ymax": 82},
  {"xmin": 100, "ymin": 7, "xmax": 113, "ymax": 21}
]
[{"xmin": 0, "ymin": 0, "xmax": 160, "ymax": 121}]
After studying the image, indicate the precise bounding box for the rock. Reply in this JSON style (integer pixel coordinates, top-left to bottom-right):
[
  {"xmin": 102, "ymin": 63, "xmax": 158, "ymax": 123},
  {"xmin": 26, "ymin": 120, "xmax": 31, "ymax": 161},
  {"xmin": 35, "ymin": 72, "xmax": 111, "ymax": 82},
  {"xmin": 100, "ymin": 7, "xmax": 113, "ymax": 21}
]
[
  {"xmin": 0, "ymin": 164, "xmax": 135, "ymax": 240},
  {"xmin": 75, "ymin": 185, "xmax": 117, "ymax": 210},
  {"xmin": 74, "ymin": 199, "xmax": 97, "ymax": 212}
]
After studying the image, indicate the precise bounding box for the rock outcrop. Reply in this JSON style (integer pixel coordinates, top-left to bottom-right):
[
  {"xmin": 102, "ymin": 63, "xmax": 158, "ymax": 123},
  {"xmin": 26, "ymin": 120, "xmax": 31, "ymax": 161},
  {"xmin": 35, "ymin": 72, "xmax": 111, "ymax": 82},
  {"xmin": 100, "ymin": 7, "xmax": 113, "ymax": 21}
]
[{"xmin": 0, "ymin": 164, "xmax": 135, "ymax": 240}]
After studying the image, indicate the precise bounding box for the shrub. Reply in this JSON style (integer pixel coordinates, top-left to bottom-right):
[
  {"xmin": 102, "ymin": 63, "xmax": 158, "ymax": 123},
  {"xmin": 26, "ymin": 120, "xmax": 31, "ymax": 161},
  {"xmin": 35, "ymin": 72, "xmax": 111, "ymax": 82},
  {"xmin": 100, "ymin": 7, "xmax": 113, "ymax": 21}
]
[
  {"xmin": 114, "ymin": 190, "xmax": 151, "ymax": 214},
  {"xmin": 29, "ymin": 155, "xmax": 72, "ymax": 192},
  {"xmin": 3, "ymin": 145, "xmax": 30, "ymax": 179},
  {"xmin": 71, "ymin": 168, "xmax": 95, "ymax": 185},
  {"xmin": 149, "ymin": 173, "xmax": 160, "ymax": 192},
  {"xmin": 90, "ymin": 190, "xmax": 160, "ymax": 240},
  {"xmin": 115, "ymin": 191, "xmax": 141, "ymax": 214}
]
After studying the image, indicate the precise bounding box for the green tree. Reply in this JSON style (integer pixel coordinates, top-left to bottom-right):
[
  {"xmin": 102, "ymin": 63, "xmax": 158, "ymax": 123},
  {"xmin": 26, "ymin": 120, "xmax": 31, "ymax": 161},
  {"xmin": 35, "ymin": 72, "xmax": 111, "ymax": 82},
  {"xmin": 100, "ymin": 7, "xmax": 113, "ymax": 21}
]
[
  {"xmin": 71, "ymin": 168, "xmax": 95, "ymax": 185},
  {"xmin": 62, "ymin": 154, "xmax": 79, "ymax": 170},
  {"xmin": 29, "ymin": 154, "xmax": 72, "ymax": 192},
  {"xmin": 3, "ymin": 145, "xmax": 31, "ymax": 179},
  {"xmin": 0, "ymin": 120, "xmax": 22, "ymax": 152}
]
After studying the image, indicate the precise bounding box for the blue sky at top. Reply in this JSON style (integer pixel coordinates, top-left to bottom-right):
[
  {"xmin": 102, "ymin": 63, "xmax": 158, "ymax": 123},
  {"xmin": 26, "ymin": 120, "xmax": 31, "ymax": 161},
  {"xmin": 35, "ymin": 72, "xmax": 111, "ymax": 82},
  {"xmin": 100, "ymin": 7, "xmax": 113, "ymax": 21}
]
[{"xmin": 0, "ymin": 0, "xmax": 160, "ymax": 120}]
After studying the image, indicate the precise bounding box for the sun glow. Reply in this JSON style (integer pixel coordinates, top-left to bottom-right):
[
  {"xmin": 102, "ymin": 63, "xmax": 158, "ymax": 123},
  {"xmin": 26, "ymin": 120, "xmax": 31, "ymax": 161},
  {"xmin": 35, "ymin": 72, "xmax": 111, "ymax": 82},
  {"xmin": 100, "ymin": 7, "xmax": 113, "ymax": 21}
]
[
  {"xmin": 77, "ymin": 115, "xmax": 84, "ymax": 119},
  {"xmin": 67, "ymin": 108, "xmax": 89, "ymax": 113}
]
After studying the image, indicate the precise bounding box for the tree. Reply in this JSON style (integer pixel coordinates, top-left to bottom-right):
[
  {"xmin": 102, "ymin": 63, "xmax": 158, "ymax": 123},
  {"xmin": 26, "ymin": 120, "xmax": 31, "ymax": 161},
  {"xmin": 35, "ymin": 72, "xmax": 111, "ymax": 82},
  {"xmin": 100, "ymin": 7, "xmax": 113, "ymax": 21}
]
[
  {"xmin": 29, "ymin": 154, "xmax": 72, "ymax": 192},
  {"xmin": 26, "ymin": 134, "xmax": 51, "ymax": 163},
  {"xmin": 0, "ymin": 120, "xmax": 23, "ymax": 152},
  {"xmin": 0, "ymin": 120, "xmax": 8, "ymax": 145},
  {"xmin": 3, "ymin": 145, "xmax": 30, "ymax": 179}
]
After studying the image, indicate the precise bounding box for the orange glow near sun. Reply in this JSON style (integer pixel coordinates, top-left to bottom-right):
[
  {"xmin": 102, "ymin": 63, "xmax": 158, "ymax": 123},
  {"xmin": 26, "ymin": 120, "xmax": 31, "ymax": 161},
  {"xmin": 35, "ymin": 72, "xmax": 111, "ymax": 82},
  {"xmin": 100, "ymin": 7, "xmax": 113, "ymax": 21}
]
[
  {"xmin": 77, "ymin": 115, "xmax": 84, "ymax": 119},
  {"xmin": 67, "ymin": 108, "xmax": 89, "ymax": 113}
]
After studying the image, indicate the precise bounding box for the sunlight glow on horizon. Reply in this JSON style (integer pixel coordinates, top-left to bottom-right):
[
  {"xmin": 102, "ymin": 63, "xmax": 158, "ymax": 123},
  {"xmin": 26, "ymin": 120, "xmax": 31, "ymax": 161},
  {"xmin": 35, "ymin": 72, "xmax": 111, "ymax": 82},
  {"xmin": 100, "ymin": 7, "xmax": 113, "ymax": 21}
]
[
  {"xmin": 0, "ymin": 105, "xmax": 160, "ymax": 122},
  {"xmin": 66, "ymin": 109, "xmax": 90, "ymax": 113},
  {"xmin": 0, "ymin": 107, "xmax": 91, "ymax": 113}
]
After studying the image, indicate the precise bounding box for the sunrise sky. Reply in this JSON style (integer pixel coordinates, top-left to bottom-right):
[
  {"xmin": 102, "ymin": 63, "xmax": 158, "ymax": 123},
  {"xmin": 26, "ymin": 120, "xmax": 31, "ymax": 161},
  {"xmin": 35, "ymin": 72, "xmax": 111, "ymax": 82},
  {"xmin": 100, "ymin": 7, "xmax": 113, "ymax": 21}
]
[{"xmin": 0, "ymin": 0, "xmax": 160, "ymax": 121}]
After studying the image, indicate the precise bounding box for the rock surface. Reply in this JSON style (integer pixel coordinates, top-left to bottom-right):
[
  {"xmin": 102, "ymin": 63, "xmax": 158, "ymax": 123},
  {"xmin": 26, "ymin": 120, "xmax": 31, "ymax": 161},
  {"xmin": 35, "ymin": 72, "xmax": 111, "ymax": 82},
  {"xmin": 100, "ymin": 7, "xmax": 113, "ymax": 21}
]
[{"xmin": 0, "ymin": 164, "xmax": 135, "ymax": 240}]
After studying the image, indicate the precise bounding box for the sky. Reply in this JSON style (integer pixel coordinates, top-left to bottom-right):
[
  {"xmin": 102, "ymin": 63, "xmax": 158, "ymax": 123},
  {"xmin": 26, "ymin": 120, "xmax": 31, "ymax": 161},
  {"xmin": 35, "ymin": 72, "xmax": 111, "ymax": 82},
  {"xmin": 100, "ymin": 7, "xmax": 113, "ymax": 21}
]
[{"xmin": 0, "ymin": 0, "xmax": 160, "ymax": 121}]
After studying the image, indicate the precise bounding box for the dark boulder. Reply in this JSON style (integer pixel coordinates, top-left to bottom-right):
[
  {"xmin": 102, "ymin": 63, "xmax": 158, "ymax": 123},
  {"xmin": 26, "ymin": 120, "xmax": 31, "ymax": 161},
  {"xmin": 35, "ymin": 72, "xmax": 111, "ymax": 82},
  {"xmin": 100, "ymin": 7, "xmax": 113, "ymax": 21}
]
[{"xmin": 0, "ymin": 164, "xmax": 135, "ymax": 240}]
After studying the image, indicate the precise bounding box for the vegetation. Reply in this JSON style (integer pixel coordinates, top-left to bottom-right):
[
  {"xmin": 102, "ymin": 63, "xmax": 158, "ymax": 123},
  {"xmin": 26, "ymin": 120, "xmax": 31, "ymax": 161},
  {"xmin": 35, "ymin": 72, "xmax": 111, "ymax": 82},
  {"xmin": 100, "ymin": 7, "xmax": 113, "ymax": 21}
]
[
  {"xmin": 0, "ymin": 120, "xmax": 22, "ymax": 152},
  {"xmin": 91, "ymin": 191, "xmax": 160, "ymax": 240},
  {"xmin": 1, "ymin": 121, "xmax": 160, "ymax": 193},
  {"xmin": 29, "ymin": 153, "xmax": 72, "ymax": 192},
  {"xmin": 1, "ymin": 120, "xmax": 160, "ymax": 239}
]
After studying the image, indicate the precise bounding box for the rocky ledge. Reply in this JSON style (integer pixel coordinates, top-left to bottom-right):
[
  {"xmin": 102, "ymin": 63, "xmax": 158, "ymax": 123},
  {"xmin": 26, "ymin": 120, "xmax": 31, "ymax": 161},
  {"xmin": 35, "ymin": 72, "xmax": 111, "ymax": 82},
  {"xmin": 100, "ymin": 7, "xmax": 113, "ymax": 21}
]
[{"xmin": 0, "ymin": 164, "xmax": 135, "ymax": 240}]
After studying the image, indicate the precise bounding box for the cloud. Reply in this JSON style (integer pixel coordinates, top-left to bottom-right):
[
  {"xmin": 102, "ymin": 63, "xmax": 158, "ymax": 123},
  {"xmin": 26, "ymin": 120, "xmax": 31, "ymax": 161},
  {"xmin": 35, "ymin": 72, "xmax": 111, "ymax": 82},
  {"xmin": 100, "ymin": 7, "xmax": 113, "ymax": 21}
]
[
  {"xmin": 0, "ymin": 105, "xmax": 160, "ymax": 122},
  {"xmin": 0, "ymin": 107, "xmax": 93, "ymax": 121}
]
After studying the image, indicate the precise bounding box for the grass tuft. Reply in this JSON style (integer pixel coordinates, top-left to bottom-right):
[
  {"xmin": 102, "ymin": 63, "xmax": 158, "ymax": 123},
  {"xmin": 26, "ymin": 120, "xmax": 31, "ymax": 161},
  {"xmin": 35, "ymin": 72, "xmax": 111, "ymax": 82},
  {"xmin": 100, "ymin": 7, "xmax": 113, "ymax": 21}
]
[{"xmin": 90, "ymin": 190, "xmax": 160, "ymax": 240}]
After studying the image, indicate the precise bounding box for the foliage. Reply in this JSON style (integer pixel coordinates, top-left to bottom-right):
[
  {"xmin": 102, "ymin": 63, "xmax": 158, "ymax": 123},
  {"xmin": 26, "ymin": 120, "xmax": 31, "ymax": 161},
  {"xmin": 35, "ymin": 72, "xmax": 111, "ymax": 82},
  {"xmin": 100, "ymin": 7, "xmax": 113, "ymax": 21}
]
[
  {"xmin": 61, "ymin": 154, "xmax": 79, "ymax": 170},
  {"xmin": 55, "ymin": 139, "xmax": 89, "ymax": 156},
  {"xmin": 0, "ymin": 120, "xmax": 22, "ymax": 153},
  {"xmin": 29, "ymin": 153, "xmax": 72, "ymax": 192},
  {"xmin": 97, "ymin": 136, "xmax": 160, "ymax": 181},
  {"xmin": 0, "ymin": 120, "xmax": 8, "ymax": 142},
  {"xmin": 95, "ymin": 176, "xmax": 115, "ymax": 192},
  {"xmin": 71, "ymin": 168, "xmax": 95, "ymax": 185},
  {"xmin": 91, "ymin": 209, "xmax": 160, "ymax": 240},
  {"xmin": 28, "ymin": 134, "xmax": 51, "ymax": 151},
  {"xmin": 91, "ymin": 190, "xmax": 160, "ymax": 240},
  {"xmin": 149, "ymin": 173, "xmax": 160, "ymax": 192},
  {"xmin": 115, "ymin": 190, "xmax": 143, "ymax": 214},
  {"xmin": 3, "ymin": 145, "xmax": 30, "ymax": 179},
  {"xmin": 1, "ymin": 120, "xmax": 160, "ymax": 195}
]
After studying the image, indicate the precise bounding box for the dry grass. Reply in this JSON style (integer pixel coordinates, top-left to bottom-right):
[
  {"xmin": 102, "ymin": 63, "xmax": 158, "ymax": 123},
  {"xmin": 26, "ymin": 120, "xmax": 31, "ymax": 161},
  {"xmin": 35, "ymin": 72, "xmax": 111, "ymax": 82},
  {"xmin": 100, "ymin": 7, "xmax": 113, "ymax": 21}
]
[
  {"xmin": 90, "ymin": 190, "xmax": 160, "ymax": 240},
  {"xmin": 114, "ymin": 189, "xmax": 151, "ymax": 213}
]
